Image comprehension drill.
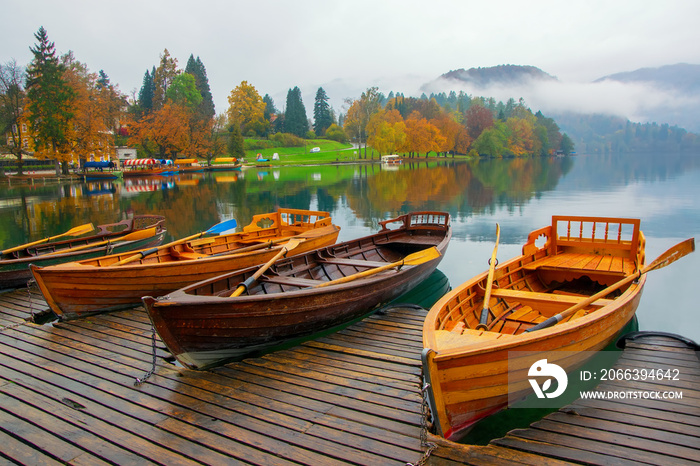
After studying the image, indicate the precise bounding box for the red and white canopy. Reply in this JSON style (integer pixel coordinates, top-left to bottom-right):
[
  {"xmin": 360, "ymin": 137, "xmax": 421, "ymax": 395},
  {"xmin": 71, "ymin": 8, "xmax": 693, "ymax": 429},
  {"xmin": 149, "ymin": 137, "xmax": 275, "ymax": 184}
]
[{"xmin": 123, "ymin": 158, "xmax": 158, "ymax": 166}]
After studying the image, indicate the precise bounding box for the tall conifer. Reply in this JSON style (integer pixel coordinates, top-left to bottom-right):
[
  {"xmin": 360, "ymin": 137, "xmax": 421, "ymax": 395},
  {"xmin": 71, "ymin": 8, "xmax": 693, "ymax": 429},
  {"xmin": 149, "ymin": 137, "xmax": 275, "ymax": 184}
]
[
  {"xmin": 284, "ymin": 86, "xmax": 308, "ymax": 137},
  {"xmin": 26, "ymin": 26, "xmax": 75, "ymax": 174},
  {"xmin": 313, "ymin": 87, "xmax": 333, "ymax": 136}
]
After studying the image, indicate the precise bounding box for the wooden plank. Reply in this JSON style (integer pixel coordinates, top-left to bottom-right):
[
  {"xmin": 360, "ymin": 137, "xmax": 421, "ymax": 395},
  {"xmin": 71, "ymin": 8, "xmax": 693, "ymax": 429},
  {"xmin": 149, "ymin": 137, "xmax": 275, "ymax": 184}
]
[
  {"xmin": 534, "ymin": 415, "xmax": 700, "ymax": 462},
  {"xmin": 492, "ymin": 436, "xmax": 641, "ymax": 466},
  {"xmin": 504, "ymin": 426, "xmax": 694, "ymax": 465}
]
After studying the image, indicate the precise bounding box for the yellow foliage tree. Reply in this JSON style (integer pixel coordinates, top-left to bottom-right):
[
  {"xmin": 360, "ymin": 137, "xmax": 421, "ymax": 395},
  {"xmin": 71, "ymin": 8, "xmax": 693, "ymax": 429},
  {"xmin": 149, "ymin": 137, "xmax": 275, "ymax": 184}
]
[
  {"xmin": 366, "ymin": 109, "xmax": 407, "ymax": 155},
  {"xmin": 226, "ymin": 81, "xmax": 267, "ymax": 135}
]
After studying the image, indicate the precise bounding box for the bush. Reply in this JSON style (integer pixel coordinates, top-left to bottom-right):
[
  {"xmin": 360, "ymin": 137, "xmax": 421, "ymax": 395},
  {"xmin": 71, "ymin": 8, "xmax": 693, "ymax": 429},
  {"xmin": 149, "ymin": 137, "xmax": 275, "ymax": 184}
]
[
  {"xmin": 325, "ymin": 124, "xmax": 347, "ymax": 143},
  {"xmin": 271, "ymin": 132, "xmax": 305, "ymax": 147}
]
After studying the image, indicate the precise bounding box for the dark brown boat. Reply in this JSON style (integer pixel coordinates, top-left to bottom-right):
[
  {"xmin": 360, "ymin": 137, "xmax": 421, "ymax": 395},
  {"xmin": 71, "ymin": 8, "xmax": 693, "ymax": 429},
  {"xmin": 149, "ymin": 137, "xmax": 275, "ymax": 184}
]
[
  {"xmin": 143, "ymin": 211, "xmax": 451, "ymax": 370},
  {"xmin": 30, "ymin": 209, "xmax": 339, "ymax": 320},
  {"xmin": 0, "ymin": 215, "xmax": 166, "ymax": 289}
]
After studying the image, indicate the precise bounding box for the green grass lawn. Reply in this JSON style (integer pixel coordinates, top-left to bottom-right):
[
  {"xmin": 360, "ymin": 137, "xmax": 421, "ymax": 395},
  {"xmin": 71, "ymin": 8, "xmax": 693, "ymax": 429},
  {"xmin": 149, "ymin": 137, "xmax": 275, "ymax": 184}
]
[{"xmin": 244, "ymin": 139, "xmax": 364, "ymax": 165}]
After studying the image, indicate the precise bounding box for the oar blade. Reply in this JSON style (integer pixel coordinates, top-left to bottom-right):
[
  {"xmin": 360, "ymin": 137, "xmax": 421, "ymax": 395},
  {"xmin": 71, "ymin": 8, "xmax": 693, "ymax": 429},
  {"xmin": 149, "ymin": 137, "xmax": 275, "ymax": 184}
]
[
  {"xmin": 403, "ymin": 246, "xmax": 441, "ymax": 265},
  {"xmin": 206, "ymin": 219, "xmax": 237, "ymax": 235},
  {"xmin": 646, "ymin": 237, "xmax": 695, "ymax": 272},
  {"xmin": 61, "ymin": 223, "xmax": 96, "ymax": 238}
]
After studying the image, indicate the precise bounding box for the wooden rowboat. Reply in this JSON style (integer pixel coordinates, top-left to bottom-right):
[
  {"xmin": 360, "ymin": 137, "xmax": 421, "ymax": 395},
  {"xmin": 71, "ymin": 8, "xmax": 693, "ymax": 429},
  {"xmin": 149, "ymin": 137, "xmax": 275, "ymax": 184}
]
[
  {"xmin": 143, "ymin": 211, "xmax": 451, "ymax": 370},
  {"xmin": 422, "ymin": 216, "xmax": 648, "ymax": 441},
  {"xmin": 30, "ymin": 209, "xmax": 339, "ymax": 320},
  {"xmin": 0, "ymin": 215, "xmax": 166, "ymax": 290}
]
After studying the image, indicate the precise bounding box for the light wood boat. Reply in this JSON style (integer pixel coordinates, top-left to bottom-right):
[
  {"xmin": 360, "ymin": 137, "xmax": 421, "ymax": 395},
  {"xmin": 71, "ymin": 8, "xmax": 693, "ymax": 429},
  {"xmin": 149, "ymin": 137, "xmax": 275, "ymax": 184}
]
[
  {"xmin": 0, "ymin": 215, "xmax": 166, "ymax": 289},
  {"xmin": 143, "ymin": 212, "xmax": 451, "ymax": 370},
  {"xmin": 30, "ymin": 209, "xmax": 339, "ymax": 320},
  {"xmin": 422, "ymin": 216, "xmax": 647, "ymax": 441}
]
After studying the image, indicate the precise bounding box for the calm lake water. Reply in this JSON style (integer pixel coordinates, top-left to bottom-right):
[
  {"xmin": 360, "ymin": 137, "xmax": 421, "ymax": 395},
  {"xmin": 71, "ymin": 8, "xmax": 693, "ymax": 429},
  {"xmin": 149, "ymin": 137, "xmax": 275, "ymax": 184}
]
[{"xmin": 1, "ymin": 152, "xmax": 698, "ymax": 344}]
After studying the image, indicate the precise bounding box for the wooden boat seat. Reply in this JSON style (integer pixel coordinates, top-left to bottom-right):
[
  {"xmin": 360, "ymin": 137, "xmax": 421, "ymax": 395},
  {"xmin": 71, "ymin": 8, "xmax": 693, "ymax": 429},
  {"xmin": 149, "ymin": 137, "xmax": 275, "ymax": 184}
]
[
  {"xmin": 490, "ymin": 288, "xmax": 614, "ymax": 307},
  {"xmin": 259, "ymin": 275, "xmax": 324, "ymax": 287},
  {"xmin": 522, "ymin": 252, "xmax": 634, "ymax": 277},
  {"xmin": 318, "ymin": 257, "xmax": 388, "ymax": 268},
  {"xmin": 170, "ymin": 249, "xmax": 210, "ymax": 261}
]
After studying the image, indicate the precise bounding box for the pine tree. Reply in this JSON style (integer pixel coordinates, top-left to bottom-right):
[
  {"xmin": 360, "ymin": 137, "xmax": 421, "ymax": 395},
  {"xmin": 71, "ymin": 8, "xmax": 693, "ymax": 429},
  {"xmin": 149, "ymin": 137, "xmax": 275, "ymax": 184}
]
[
  {"xmin": 284, "ymin": 86, "xmax": 308, "ymax": 137},
  {"xmin": 185, "ymin": 55, "xmax": 215, "ymax": 120},
  {"xmin": 26, "ymin": 26, "xmax": 75, "ymax": 175},
  {"xmin": 313, "ymin": 87, "xmax": 333, "ymax": 136},
  {"xmin": 227, "ymin": 122, "xmax": 245, "ymax": 158},
  {"xmin": 138, "ymin": 68, "xmax": 155, "ymax": 115}
]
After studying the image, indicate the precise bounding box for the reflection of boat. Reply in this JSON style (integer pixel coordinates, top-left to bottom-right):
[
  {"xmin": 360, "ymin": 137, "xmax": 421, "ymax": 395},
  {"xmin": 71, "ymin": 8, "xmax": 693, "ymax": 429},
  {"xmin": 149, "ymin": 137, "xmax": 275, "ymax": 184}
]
[
  {"xmin": 31, "ymin": 209, "xmax": 340, "ymax": 320},
  {"xmin": 0, "ymin": 215, "xmax": 166, "ymax": 289},
  {"xmin": 122, "ymin": 177, "xmax": 169, "ymax": 195},
  {"xmin": 207, "ymin": 157, "xmax": 242, "ymax": 171},
  {"xmin": 122, "ymin": 158, "xmax": 166, "ymax": 176},
  {"xmin": 79, "ymin": 161, "xmax": 122, "ymax": 180},
  {"xmin": 81, "ymin": 181, "xmax": 117, "ymax": 197},
  {"xmin": 381, "ymin": 154, "xmax": 402, "ymax": 164},
  {"xmin": 175, "ymin": 158, "xmax": 205, "ymax": 173},
  {"xmin": 143, "ymin": 211, "xmax": 451, "ymax": 370},
  {"xmin": 422, "ymin": 216, "xmax": 647, "ymax": 441}
]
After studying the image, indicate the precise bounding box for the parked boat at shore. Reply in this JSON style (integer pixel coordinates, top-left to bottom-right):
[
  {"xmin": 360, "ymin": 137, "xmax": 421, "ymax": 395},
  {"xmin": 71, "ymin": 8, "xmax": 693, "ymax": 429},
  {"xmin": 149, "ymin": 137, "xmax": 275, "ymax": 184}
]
[
  {"xmin": 143, "ymin": 211, "xmax": 451, "ymax": 370},
  {"xmin": 30, "ymin": 208, "xmax": 339, "ymax": 320},
  {"xmin": 1, "ymin": 215, "xmax": 166, "ymax": 289},
  {"xmin": 422, "ymin": 216, "xmax": 658, "ymax": 441}
]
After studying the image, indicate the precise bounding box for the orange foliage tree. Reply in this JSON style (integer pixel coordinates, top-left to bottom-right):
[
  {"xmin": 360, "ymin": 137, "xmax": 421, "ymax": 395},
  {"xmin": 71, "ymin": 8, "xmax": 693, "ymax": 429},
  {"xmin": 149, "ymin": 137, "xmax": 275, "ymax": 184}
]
[
  {"xmin": 131, "ymin": 102, "xmax": 190, "ymax": 158},
  {"xmin": 403, "ymin": 112, "xmax": 445, "ymax": 157}
]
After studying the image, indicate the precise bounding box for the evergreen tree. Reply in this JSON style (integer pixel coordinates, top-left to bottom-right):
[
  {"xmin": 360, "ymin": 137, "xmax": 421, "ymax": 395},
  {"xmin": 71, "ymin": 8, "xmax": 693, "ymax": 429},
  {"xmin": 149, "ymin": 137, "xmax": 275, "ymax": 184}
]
[
  {"xmin": 313, "ymin": 87, "xmax": 333, "ymax": 136},
  {"xmin": 26, "ymin": 26, "xmax": 75, "ymax": 175},
  {"xmin": 138, "ymin": 68, "xmax": 155, "ymax": 115},
  {"xmin": 284, "ymin": 86, "xmax": 308, "ymax": 137},
  {"xmin": 185, "ymin": 55, "xmax": 215, "ymax": 120},
  {"xmin": 227, "ymin": 123, "xmax": 245, "ymax": 158}
]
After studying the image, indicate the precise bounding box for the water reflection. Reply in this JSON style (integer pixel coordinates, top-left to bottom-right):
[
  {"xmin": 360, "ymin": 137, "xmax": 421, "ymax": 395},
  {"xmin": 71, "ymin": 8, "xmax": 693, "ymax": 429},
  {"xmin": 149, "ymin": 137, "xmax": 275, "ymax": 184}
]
[{"xmin": 1, "ymin": 152, "xmax": 698, "ymax": 340}]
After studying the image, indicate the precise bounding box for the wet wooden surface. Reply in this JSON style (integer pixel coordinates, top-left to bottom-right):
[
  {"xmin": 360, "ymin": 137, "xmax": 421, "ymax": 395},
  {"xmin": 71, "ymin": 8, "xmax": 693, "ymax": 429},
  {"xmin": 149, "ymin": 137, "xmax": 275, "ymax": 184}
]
[{"xmin": 0, "ymin": 288, "xmax": 697, "ymax": 465}]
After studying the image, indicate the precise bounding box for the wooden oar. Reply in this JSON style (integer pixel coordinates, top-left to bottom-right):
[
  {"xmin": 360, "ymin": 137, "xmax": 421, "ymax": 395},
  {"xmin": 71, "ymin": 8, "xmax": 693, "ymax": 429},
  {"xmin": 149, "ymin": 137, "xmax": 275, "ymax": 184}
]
[
  {"xmin": 43, "ymin": 227, "xmax": 157, "ymax": 255},
  {"xmin": 229, "ymin": 238, "xmax": 304, "ymax": 297},
  {"xmin": 476, "ymin": 223, "xmax": 501, "ymax": 330},
  {"xmin": 113, "ymin": 218, "xmax": 238, "ymax": 266},
  {"xmin": 312, "ymin": 246, "xmax": 441, "ymax": 289},
  {"xmin": 2, "ymin": 223, "xmax": 94, "ymax": 254},
  {"xmin": 525, "ymin": 237, "xmax": 695, "ymax": 333}
]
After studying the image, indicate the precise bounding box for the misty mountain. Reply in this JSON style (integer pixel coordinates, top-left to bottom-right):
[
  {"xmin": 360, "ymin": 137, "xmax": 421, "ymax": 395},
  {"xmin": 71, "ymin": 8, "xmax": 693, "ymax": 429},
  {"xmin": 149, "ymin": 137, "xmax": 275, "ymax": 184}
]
[
  {"xmin": 596, "ymin": 63, "xmax": 700, "ymax": 94},
  {"xmin": 423, "ymin": 63, "xmax": 700, "ymax": 150},
  {"xmin": 439, "ymin": 65, "xmax": 557, "ymax": 87}
]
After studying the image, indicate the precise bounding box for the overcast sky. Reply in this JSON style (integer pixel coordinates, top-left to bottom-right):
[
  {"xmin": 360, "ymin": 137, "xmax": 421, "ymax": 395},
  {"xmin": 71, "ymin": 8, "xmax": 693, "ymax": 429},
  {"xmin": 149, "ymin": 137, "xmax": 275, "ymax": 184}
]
[{"xmin": 3, "ymin": 0, "xmax": 700, "ymax": 121}]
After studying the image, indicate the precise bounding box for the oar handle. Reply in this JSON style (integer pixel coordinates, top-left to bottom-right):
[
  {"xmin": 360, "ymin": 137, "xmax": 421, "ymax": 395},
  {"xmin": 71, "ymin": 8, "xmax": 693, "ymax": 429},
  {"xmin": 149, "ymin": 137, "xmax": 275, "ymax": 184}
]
[{"xmin": 476, "ymin": 223, "xmax": 500, "ymax": 330}]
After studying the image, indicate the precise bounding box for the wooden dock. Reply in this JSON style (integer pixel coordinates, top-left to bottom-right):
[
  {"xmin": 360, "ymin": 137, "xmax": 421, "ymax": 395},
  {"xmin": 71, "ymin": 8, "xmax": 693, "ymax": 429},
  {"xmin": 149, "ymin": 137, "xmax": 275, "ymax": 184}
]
[{"xmin": 0, "ymin": 287, "xmax": 698, "ymax": 465}]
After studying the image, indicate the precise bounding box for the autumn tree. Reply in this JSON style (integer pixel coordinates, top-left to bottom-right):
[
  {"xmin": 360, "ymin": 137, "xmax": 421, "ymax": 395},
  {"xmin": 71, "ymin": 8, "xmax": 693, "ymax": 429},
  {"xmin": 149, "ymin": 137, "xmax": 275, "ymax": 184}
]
[
  {"xmin": 62, "ymin": 52, "xmax": 119, "ymax": 163},
  {"xmin": 0, "ymin": 60, "xmax": 30, "ymax": 174},
  {"xmin": 227, "ymin": 81, "xmax": 268, "ymax": 136},
  {"xmin": 284, "ymin": 86, "xmax": 308, "ymax": 137},
  {"xmin": 313, "ymin": 87, "xmax": 333, "ymax": 136},
  {"xmin": 26, "ymin": 26, "xmax": 75, "ymax": 175},
  {"xmin": 344, "ymin": 87, "xmax": 381, "ymax": 158},
  {"xmin": 465, "ymin": 104, "xmax": 494, "ymax": 140},
  {"xmin": 152, "ymin": 49, "xmax": 179, "ymax": 111},
  {"xmin": 403, "ymin": 111, "xmax": 445, "ymax": 157},
  {"xmin": 366, "ymin": 109, "xmax": 406, "ymax": 155},
  {"xmin": 131, "ymin": 102, "xmax": 190, "ymax": 158}
]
